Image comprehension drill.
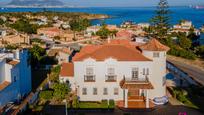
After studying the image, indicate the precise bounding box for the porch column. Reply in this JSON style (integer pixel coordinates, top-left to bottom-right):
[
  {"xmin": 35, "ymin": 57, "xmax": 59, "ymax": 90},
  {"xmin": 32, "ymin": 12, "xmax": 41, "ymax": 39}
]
[
  {"xmin": 124, "ymin": 89, "xmax": 128, "ymax": 108},
  {"xmin": 146, "ymin": 90, "xmax": 149, "ymax": 108}
]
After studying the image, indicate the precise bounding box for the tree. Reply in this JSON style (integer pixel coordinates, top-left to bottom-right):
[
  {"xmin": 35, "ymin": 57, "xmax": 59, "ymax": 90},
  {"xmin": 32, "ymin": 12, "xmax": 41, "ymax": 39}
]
[
  {"xmin": 150, "ymin": 0, "xmax": 170, "ymax": 39},
  {"xmin": 52, "ymin": 83, "xmax": 70, "ymax": 100},
  {"xmin": 29, "ymin": 45, "xmax": 46, "ymax": 66},
  {"xmin": 96, "ymin": 25, "xmax": 111, "ymax": 39},
  {"xmin": 9, "ymin": 19, "xmax": 39, "ymax": 34},
  {"xmin": 179, "ymin": 36, "xmax": 192, "ymax": 50},
  {"xmin": 70, "ymin": 17, "xmax": 91, "ymax": 40}
]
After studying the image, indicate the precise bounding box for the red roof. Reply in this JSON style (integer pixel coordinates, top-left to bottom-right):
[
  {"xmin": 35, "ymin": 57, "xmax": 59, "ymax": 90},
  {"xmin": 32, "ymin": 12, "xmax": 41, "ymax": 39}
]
[
  {"xmin": 60, "ymin": 63, "xmax": 74, "ymax": 77},
  {"xmin": 73, "ymin": 40, "xmax": 151, "ymax": 61},
  {"xmin": 139, "ymin": 38, "xmax": 170, "ymax": 51},
  {"xmin": 116, "ymin": 30, "xmax": 133, "ymax": 39}
]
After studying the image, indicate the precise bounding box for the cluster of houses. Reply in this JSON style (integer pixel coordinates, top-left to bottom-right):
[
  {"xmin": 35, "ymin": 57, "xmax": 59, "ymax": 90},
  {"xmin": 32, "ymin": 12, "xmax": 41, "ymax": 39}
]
[{"xmin": 0, "ymin": 15, "xmax": 202, "ymax": 110}]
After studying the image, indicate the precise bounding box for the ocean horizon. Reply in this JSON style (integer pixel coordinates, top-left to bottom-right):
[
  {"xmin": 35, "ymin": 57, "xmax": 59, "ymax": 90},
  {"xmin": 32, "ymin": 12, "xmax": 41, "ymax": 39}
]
[{"xmin": 0, "ymin": 6, "xmax": 204, "ymax": 28}]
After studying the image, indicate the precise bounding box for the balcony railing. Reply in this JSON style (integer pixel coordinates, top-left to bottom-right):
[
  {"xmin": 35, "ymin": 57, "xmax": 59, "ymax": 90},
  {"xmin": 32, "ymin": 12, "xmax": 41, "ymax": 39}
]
[
  {"xmin": 125, "ymin": 76, "xmax": 149, "ymax": 83},
  {"xmin": 105, "ymin": 75, "xmax": 117, "ymax": 82},
  {"xmin": 84, "ymin": 75, "xmax": 96, "ymax": 82}
]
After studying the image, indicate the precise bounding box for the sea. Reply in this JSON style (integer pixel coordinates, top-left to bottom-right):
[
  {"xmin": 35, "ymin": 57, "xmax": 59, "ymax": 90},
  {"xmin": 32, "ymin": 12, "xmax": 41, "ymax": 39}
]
[{"xmin": 1, "ymin": 6, "xmax": 204, "ymax": 44}]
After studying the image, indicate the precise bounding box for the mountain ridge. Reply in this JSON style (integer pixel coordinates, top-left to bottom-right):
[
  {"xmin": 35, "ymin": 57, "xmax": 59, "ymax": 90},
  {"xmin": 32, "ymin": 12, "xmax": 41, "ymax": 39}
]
[{"xmin": 7, "ymin": 0, "xmax": 64, "ymax": 6}]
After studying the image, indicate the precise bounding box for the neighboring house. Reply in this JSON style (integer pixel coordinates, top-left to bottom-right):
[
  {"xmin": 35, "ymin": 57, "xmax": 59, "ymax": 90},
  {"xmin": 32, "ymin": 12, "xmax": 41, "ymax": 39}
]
[
  {"xmin": 137, "ymin": 23, "xmax": 150, "ymax": 29},
  {"xmin": 134, "ymin": 37, "xmax": 149, "ymax": 44},
  {"xmin": 172, "ymin": 20, "xmax": 200, "ymax": 35},
  {"xmin": 57, "ymin": 48, "xmax": 72, "ymax": 64},
  {"xmin": 37, "ymin": 27, "xmax": 74, "ymax": 42},
  {"xmin": 116, "ymin": 30, "xmax": 134, "ymax": 40},
  {"xmin": 59, "ymin": 38, "xmax": 169, "ymax": 109},
  {"xmin": 48, "ymin": 47, "xmax": 72, "ymax": 64},
  {"xmin": 85, "ymin": 25, "xmax": 101, "ymax": 37},
  {"xmin": 1, "ymin": 34, "xmax": 30, "ymax": 45},
  {"xmin": 0, "ymin": 49, "xmax": 31, "ymax": 107}
]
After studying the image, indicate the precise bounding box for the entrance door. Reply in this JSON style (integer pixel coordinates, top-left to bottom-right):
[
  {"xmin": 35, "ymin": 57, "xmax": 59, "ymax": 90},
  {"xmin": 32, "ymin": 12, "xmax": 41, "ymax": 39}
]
[{"xmin": 129, "ymin": 89, "xmax": 139, "ymax": 96}]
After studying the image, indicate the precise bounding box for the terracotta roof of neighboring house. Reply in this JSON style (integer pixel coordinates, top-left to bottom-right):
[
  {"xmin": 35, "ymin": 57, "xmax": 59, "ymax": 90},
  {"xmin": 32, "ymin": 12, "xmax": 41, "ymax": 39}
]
[
  {"xmin": 6, "ymin": 59, "xmax": 19, "ymax": 66},
  {"xmin": 0, "ymin": 81, "xmax": 10, "ymax": 91},
  {"xmin": 139, "ymin": 38, "xmax": 170, "ymax": 51},
  {"xmin": 116, "ymin": 30, "xmax": 133, "ymax": 39},
  {"xmin": 73, "ymin": 40, "xmax": 151, "ymax": 61},
  {"xmin": 60, "ymin": 63, "xmax": 74, "ymax": 77}
]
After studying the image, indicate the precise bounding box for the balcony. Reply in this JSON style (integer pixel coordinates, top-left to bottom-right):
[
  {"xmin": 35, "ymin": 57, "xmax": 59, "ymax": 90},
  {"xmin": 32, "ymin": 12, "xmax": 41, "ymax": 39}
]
[
  {"xmin": 120, "ymin": 76, "xmax": 153, "ymax": 90},
  {"xmin": 105, "ymin": 75, "xmax": 117, "ymax": 82},
  {"xmin": 84, "ymin": 75, "xmax": 96, "ymax": 82},
  {"xmin": 125, "ymin": 77, "xmax": 149, "ymax": 83}
]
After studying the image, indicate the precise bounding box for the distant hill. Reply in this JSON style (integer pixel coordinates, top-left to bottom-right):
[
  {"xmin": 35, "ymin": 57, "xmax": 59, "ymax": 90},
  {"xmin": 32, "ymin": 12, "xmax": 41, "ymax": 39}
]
[{"xmin": 8, "ymin": 0, "xmax": 64, "ymax": 7}]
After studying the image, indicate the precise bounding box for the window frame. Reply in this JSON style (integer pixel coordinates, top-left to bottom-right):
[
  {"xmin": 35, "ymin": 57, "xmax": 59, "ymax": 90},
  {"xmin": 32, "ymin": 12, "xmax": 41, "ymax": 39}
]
[
  {"xmin": 82, "ymin": 88, "xmax": 87, "ymax": 95},
  {"xmin": 103, "ymin": 88, "xmax": 108, "ymax": 95}
]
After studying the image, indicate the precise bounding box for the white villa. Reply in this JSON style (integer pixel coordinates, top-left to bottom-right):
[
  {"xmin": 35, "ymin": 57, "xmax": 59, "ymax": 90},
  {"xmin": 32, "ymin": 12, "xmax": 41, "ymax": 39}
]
[
  {"xmin": 0, "ymin": 49, "xmax": 31, "ymax": 107},
  {"xmin": 59, "ymin": 38, "xmax": 170, "ymax": 109},
  {"xmin": 173, "ymin": 20, "xmax": 200, "ymax": 35}
]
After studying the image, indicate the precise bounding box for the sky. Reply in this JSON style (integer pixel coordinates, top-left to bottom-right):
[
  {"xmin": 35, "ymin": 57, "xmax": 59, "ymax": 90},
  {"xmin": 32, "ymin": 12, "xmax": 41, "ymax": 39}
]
[{"xmin": 0, "ymin": 0, "xmax": 204, "ymax": 7}]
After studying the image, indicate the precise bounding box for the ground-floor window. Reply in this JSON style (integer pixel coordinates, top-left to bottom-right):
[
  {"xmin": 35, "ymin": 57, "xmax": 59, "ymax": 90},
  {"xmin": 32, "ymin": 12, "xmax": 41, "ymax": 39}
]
[
  {"xmin": 82, "ymin": 88, "xmax": 87, "ymax": 95},
  {"xmin": 114, "ymin": 88, "xmax": 119, "ymax": 95},
  {"xmin": 93, "ymin": 88, "xmax": 97, "ymax": 95},
  {"xmin": 103, "ymin": 88, "xmax": 108, "ymax": 95}
]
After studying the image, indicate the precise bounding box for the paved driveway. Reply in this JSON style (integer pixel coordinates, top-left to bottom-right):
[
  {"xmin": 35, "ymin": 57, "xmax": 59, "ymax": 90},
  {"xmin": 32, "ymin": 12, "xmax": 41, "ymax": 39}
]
[{"xmin": 167, "ymin": 58, "xmax": 204, "ymax": 86}]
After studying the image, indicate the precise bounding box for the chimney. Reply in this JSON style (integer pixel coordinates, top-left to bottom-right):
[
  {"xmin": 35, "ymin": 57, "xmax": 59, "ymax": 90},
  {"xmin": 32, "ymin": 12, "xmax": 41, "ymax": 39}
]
[{"xmin": 108, "ymin": 37, "xmax": 111, "ymax": 43}]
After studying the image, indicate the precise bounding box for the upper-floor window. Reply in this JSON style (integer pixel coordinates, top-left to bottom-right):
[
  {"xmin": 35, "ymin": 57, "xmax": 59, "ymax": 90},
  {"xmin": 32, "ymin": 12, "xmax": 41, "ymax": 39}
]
[
  {"xmin": 103, "ymin": 88, "xmax": 108, "ymax": 95},
  {"xmin": 114, "ymin": 88, "xmax": 119, "ymax": 95},
  {"xmin": 132, "ymin": 68, "xmax": 139, "ymax": 80},
  {"xmin": 84, "ymin": 67, "xmax": 95, "ymax": 82},
  {"xmin": 107, "ymin": 68, "xmax": 115, "ymax": 75},
  {"xmin": 153, "ymin": 52, "xmax": 160, "ymax": 58},
  {"xmin": 82, "ymin": 88, "xmax": 87, "ymax": 95},
  {"xmin": 86, "ymin": 67, "xmax": 94, "ymax": 75},
  {"xmin": 93, "ymin": 88, "xmax": 97, "ymax": 95},
  {"xmin": 143, "ymin": 68, "xmax": 149, "ymax": 75},
  {"xmin": 106, "ymin": 67, "xmax": 117, "ymax": 82}
]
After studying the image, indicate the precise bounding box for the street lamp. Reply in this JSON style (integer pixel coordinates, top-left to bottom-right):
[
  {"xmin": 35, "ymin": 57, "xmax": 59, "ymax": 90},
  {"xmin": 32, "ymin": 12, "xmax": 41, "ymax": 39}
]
[{"xmin": 63, "ymin": 99, "xmax": 68, "ymax": 115}]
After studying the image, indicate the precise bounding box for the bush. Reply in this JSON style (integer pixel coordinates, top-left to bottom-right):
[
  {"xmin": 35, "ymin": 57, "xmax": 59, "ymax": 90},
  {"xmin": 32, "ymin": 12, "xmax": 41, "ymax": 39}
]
[
  {"xmin": 108, "ymin": 99, "xmax": 115, "ymax": 109},
  {"xmin": 39, "ymin": 90, "xmax": 53, "ymax": 100},
  {"xmin": 52, "ymin": 83, "xmax": 70, "ymax": 100},
  {"xmin": 72, "ymin": 96, "xmax": 79, "ymax": 108},
  {"xmin": 101, "ymin": 100, "xmax": 108, "ymax": 108},
  {"xmin": 168, "ymin": 46, "xmax": 196, "ymax": 60}
]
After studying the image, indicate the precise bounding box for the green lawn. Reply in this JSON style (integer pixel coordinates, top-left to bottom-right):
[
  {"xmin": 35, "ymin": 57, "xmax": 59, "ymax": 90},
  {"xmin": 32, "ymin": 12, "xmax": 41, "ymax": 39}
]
[{"xmin": 79, "ymin": 102, "xmax": 109, "ymax": 109}]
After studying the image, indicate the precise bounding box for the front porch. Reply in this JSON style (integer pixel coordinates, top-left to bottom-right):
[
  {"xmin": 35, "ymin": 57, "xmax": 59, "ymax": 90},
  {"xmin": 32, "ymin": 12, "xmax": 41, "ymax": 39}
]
[{"xmin": 118, "ymin": 77, "xmax": 155, "ymax": 109}]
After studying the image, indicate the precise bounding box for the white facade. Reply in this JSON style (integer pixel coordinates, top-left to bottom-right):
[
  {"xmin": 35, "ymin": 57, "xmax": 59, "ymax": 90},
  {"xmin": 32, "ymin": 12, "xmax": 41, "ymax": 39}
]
[
  {"xmin": 59, "ymin": 39, "xmax": 169, "ymax": 108},
  {"xmin": 0, "ymin": 49, "xmax": 31, "ymax": 107}
]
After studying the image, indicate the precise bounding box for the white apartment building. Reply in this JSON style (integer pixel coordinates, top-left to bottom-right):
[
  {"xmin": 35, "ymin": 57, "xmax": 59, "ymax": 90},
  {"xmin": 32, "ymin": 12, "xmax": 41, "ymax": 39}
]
[
  {"xmin": 59, "ymin": 38, "xmax": 169, "ymax": 109},
  {"xmin": 0, "ymin": 49, "xmax": 31, "ymax": 107}
]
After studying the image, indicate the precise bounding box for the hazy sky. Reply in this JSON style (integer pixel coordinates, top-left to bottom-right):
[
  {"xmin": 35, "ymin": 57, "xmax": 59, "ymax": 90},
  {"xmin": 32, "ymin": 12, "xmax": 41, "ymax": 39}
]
[{"xmin": 1, "ymin": 0, "xmax": 204, "ymax": 7}]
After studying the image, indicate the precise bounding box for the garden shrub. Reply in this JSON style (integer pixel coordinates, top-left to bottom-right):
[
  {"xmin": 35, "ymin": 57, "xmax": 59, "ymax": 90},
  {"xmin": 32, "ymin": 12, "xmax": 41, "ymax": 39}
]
[
  {"xmin": 39, "ymin": 90, "xmax": 53, "ymax": 100},
  {"xmin": 108, "ymin": 99, "xmax": 115, "ymax": 109},
  {"xmin": 72, "ymin": 95, "xmax": 79, "ymax": 108},
  {"xmin": 101, "ymin": 100, "xmax": 108, "ymax": 108}
]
